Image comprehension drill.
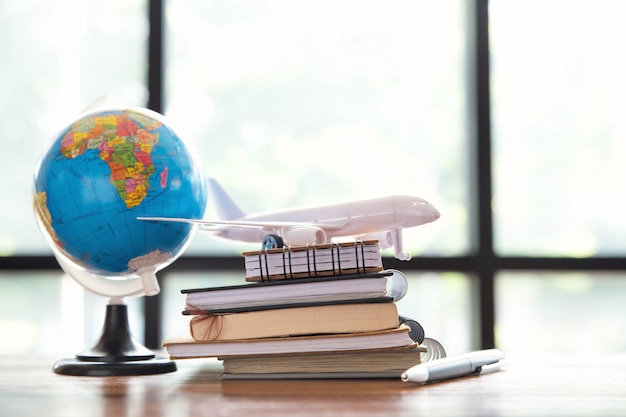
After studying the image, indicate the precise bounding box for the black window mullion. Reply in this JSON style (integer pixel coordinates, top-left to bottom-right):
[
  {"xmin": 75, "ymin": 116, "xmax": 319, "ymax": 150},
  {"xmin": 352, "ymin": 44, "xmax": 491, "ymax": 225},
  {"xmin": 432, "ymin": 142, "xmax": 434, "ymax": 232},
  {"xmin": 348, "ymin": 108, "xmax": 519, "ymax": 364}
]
[
  {"xmin": 467, "ymin": 0, "xmax": 496, "ymax": 349},
  {"xmin": 147, "ymin": 0, "xmax": 164, "ymax": 114},
  {"xmin": 144, "ymin": 0, "xmax": 166, "ymax": 349}
]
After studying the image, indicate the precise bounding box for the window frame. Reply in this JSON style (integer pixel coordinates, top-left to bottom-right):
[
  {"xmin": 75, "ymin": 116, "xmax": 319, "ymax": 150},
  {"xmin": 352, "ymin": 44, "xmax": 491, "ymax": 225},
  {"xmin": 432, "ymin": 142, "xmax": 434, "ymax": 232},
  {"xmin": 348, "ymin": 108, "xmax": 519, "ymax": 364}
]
[{"xmin": 3, "ymin": 0, "xmax": 625, "ymax": 350}]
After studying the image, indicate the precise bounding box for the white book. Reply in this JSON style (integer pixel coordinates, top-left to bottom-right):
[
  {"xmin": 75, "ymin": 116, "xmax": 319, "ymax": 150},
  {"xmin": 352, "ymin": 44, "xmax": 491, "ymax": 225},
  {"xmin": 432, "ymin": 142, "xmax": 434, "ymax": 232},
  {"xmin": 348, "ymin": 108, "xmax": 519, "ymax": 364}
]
[
  {"xmin": 163, "ymin": 326, "xmax": 413, "ymax": 359},
  {"xmin": 182, "ymin": 273, "xmax": 393, "ymax": 314}
]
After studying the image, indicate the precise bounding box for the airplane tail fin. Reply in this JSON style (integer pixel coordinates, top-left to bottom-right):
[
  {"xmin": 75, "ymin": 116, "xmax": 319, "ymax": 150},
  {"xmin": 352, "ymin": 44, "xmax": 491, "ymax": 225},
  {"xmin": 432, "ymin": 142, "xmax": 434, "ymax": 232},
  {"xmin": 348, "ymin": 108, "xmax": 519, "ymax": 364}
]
[{"xmin": 207, "ymin": 178, "xmax": 247, "ymax": 220}]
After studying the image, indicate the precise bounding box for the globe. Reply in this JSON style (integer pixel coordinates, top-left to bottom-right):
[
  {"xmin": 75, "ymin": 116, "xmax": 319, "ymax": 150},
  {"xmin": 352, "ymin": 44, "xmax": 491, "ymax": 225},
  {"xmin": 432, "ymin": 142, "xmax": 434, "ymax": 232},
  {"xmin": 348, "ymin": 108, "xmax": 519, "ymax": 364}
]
[{"xmin": 33, "ymin": 107, "xmax": 207, "ymax": 298}]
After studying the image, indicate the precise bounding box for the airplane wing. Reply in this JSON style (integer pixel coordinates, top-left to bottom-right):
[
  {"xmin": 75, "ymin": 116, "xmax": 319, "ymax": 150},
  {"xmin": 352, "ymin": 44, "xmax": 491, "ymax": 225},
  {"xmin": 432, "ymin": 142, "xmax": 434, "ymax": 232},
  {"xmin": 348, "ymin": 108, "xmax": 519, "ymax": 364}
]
[{"xmin": 136, "ymin": 217, "xmax": 349, "ymax": 231}]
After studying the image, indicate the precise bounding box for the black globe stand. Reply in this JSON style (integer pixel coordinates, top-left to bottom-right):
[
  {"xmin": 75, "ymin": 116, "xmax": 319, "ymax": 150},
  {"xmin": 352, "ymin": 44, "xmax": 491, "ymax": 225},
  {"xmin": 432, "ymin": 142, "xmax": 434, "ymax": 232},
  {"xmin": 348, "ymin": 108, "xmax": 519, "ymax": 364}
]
[{"xmin": 53, "ymin": 303, "xmax": 176, "ymax": 376}]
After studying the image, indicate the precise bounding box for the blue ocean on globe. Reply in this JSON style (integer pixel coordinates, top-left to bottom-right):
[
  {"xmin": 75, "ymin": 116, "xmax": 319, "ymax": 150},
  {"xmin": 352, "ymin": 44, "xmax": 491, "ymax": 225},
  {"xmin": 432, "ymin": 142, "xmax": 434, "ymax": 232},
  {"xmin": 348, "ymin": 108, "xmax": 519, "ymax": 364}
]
[{"xmin": 34, "ymin": 108, "xmax": 207, "ymax": 275}]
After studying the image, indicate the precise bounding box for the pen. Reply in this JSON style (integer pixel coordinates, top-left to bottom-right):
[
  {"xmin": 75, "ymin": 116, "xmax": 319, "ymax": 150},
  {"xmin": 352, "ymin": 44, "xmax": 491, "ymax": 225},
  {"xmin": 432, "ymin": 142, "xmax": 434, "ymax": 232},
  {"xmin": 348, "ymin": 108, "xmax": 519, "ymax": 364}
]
[{"xmin": 401, "ymin": 348, "xmax": 506, "ymax": 384}]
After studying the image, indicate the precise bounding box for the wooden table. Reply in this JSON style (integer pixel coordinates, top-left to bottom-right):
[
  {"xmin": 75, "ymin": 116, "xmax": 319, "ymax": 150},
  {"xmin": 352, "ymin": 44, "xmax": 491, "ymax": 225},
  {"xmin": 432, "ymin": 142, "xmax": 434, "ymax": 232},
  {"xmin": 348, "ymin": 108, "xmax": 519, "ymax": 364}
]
[{"xmin": 1, "ymin": 353, "xmax": 625, "ymax": 416}]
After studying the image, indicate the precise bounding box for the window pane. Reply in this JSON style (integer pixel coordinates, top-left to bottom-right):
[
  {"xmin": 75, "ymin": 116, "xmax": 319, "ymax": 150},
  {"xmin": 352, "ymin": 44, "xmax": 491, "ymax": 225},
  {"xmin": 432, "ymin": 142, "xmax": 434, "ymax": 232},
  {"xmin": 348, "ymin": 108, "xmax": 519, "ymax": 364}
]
[
  {"xmin": 496, "ymin": 272, "xmax": 626, "ymax": 353},
  {"xmin": 0, "ymin": 0, "xmax": 147, "ymax": 256},
  {"xmin": 491, "ymin": 1, "xmax": 626, "ymax": 256},
  {"xmin": 162, "ymin": 271, "xmax": 475, "ymax": 354},
  {"xmin": 0, "ymin": 273, "xmax": 144, "ymax": 354},
  {"xmin": 165, "ymin": 0, "xmax": 469, "ymax": 257},
  {"xmin": 395, "ymin": 272, "xmax": 475, "ymax": 354}
]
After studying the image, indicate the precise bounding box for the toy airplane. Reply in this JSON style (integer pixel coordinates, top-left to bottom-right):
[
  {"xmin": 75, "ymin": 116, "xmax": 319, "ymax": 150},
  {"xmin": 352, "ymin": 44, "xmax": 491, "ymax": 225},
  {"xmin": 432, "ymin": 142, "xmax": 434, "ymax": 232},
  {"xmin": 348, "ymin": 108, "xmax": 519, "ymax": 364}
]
[{"xmin": 139, "ymin": 178, "xmax": 440, "ymax": 260}]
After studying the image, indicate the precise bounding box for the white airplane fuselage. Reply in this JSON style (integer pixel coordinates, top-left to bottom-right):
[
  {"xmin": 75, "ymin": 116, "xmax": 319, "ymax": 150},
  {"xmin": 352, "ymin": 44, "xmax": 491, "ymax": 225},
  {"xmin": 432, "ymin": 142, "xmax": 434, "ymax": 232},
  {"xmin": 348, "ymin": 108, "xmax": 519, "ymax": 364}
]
[
  {"xmin": 249, "ymin": 195, "xmax": 435, "ymax": 229},
  {"xmin": 138, "ymin": 179, "xmax": 440, "ymax": 260},
  {"xmin": 210, "ymin": 195, "xmax": 440, "ymax": 258}
]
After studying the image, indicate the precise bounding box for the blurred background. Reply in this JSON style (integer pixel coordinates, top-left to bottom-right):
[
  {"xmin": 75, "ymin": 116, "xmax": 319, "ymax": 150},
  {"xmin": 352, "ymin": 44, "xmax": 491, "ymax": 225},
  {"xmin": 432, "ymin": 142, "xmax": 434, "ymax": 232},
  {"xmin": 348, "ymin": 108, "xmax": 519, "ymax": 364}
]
[{"xmin": 1, "ymin": 0, "xmax": 625, "ymax": 356}]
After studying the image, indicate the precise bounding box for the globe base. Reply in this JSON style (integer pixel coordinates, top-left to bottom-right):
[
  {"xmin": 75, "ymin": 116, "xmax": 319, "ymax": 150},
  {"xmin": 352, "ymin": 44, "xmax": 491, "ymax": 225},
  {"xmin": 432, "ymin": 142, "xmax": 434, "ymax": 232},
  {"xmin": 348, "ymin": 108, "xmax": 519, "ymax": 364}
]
[
  {"xmin": 52, "ymin": 303, "xmax": 177, "ymax": 376},
  {"xmin": 52, "ymin": 357, "xmax": 177, "ymax": 376}
]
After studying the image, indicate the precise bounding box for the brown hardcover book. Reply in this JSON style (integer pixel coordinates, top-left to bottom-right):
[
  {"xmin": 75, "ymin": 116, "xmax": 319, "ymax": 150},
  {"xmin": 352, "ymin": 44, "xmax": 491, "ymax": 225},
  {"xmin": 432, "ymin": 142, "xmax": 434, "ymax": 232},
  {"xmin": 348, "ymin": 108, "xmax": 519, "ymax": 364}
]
[{"xmin": 189, "ymin": 302, "xmax": 399, "ymax": 341}]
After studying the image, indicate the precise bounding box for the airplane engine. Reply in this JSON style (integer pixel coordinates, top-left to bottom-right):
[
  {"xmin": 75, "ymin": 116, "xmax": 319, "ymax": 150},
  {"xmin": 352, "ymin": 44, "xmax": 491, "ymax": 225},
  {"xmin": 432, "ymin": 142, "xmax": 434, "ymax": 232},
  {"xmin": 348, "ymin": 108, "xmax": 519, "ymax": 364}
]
[
  {"xmin": 356, "ymin": 231, "xmax": 394, "ymax": 249},
  {"xmin": 282, "ymin": 226, "xmax": 327, "ymax": 246}
]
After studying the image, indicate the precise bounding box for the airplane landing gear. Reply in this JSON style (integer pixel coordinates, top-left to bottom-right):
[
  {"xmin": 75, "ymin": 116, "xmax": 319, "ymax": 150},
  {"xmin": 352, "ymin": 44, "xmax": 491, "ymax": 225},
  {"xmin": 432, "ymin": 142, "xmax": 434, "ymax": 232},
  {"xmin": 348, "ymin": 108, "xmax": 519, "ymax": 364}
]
[{"xmin": 261, "ymin": 234, "xmax": 284, "ymax": 250}]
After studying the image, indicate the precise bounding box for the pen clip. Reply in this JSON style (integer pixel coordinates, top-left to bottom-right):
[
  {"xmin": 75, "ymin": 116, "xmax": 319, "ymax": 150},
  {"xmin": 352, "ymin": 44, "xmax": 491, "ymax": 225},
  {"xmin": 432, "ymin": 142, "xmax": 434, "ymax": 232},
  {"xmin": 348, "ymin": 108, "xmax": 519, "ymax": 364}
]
[{"xmin": 478, "ymin": 360, "xmax": 505, "ymax": 375}]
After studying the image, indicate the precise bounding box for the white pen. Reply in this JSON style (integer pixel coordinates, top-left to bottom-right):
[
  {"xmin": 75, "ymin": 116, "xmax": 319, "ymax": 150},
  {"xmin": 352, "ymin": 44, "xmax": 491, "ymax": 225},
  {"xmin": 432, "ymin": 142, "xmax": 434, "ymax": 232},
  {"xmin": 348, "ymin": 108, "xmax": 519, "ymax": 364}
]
[{"xmin": 401, "ymin": 348, "xmax": 506, "ymax": 384}]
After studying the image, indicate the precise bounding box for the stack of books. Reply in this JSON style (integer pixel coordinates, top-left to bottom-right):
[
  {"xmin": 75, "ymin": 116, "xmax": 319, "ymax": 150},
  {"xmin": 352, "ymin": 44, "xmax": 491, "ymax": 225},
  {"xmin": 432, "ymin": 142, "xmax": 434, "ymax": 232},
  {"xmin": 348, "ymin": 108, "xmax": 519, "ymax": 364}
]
[{"xmin": 162, "ymin": 241, "xmax": 425, "ymax": 379}]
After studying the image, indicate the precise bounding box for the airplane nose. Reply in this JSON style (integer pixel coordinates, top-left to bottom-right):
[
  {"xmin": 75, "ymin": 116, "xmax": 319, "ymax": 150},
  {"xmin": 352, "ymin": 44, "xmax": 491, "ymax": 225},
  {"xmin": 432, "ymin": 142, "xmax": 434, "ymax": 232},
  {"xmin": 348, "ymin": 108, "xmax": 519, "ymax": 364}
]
[
  {"xmin": 425, "ymin": 201, "xmax": 440, "ymax": 221},
  {"xmin": 415, "ymin": 200, "xmax": 441, "ymax": 220},
  {"xmin": 408, "ymin": 199, "xmax": 440, "ymax": 224}
]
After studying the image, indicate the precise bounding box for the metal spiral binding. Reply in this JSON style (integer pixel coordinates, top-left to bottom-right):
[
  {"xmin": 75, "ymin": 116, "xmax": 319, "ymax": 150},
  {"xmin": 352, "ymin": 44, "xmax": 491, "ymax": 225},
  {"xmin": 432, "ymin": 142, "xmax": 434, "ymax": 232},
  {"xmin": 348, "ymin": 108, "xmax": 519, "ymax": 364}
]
[{"xmin": 420, "ymin": 338, "xmax": 447, "ymax": 362}]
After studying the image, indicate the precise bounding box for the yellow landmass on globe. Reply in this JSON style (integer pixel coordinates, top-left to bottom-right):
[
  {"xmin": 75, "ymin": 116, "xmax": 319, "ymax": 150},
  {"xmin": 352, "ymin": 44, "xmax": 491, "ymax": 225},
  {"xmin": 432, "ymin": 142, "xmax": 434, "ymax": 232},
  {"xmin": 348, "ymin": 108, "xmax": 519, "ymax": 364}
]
[
  {"xmin": 59, "ymin": 111, "xmax": 162, "ymax": 209},
  {"xmin": 33, "ymin": 192, "xmax": 62, "ymax": 247}
]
